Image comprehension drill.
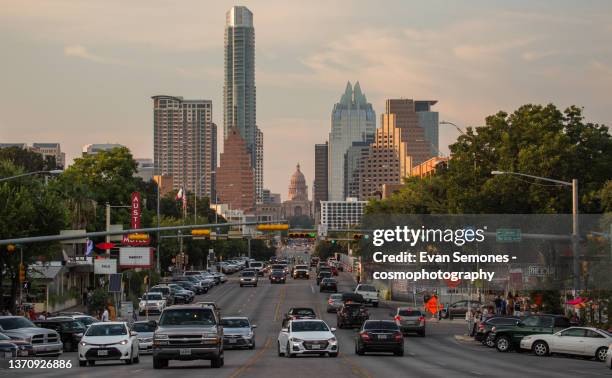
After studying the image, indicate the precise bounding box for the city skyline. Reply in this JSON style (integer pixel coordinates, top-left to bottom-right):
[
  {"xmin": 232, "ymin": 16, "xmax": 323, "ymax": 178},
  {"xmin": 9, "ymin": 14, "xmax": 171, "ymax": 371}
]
[{"xmin": 1, "ymin": 0, "xmax": 611, "ymax": 197}]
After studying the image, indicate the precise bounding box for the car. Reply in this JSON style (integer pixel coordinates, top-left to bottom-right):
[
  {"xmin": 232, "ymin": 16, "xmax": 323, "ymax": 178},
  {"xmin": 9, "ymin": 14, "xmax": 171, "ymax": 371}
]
[
  {"xmin": 167, "ymin": 284, "xmax": 194, "ymax": 303},
  {"xmin": 78, "ymin": 322, "xmax": 139, "ymax": 366},
  {"xmin": 152, "ymin": 304, "xmax": 224, "ymax": 369},
  {"xmin": 606, "ymin": 342, "xmax": 612, "ymax": 369},
  {"xmin": 0, "ymin": 316, "xmax": 63, "ymax": 356},
  {"xmin": 337, "ymin": 303, "xmax": 369, "ymax": 329},
  {"xmin": 285, "ymin": 307, "xmax": 317, "ymax": 321},
  {"xmin": 0, "ymin": 332, "xmax": 33, "ymax": 357},
  {"xmin": 132, "ymin": 320, "xmax": 156, "ymax": 354},
  {"xmin": 181, "ymin": 276, "xmax": 209, "ymax": 292},
  {"xmin": 316, "ymin": 271, "xmax": 332, "ymax": 285},
  {"xmin": 149, "ymin": 285, "xmax": 175, "ymax": 305},
  {"xmin": 248, "ymin": 261, "xmax": 265, "ymax": 276},
  {"xmin": 33, "ymin": 318, "xmax": 86, "ymax": 352},
  {"xmin": 48, "ymin": 314, "xmax": 99, "ymax": 329},
  {"xmin": 475, "ymin": 316, "xmax": 521, "ymax": 347},
  {"xmin": 320, "ymin": 278, "xmax": 338, "ymax": 293},
  {"xmin": 277, "ymin": 319, "xmax": 338, "ymax": 357},
  {"xmin": 440, "ymin": 300, "xmax": 483, "ymax": 319},
  {"xmin": 519, "ymin": 327, "xmax": 611, "ymax": 361},
  {"xmin": 269, "ymin": 270, "xmax": 287, "ymax": 284},
  {"xmin": 490, "ymin": 314, "xmax": 571, "ymax": 352},
  {"xmin": 221, "ymin": 317, "xmax": 256, "ymax": 349},
  {"xmin": 318, "ymin": 267, "xmax": 332, "ymax": 277},
  {"xmin": 354, "ymin": 284, "xmax": 379, "ymax": 307},
  {"xmin": 330, "ymin": 266, "xmax": 338, "ymax": 276},
  {"xmin": 340, "ymin": 292, "xmax": 365, "ymax": 305},
  {"xmin": 173, "ymin": 280, "xmax": 200, "ymax": 295},
  {"xmin": 138, "ymin": 292, "xmax": 166, "ymax": 315},
  {"xmin": 293, "ymin": 265, "xmax": 310, "ymax": 279},
  {"xmin": 240, "ymin": 270, "xmax": 259, "ymax": 287},
  {"xmin": 310, "ymin": 257, "xmax": 320, "ymax": 267},
  {"xmin": 392, "ymin": 307, "xmax": 426, "ymax": 337},
  {"xmin": 355, "ymin": 320, "xmax": 404, "ymax": 356},
  {"xmin": 326, "ymin": 294, "xmax": 344, "ymax": 313}
]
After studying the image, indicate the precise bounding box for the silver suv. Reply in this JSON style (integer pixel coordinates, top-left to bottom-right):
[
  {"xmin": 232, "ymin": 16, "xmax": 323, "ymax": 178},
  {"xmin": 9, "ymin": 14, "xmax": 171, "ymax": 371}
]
[
  {"xmin": 152, "ymin": 304, "xmax": 224, "ymax": 369},
  {"xmin": 0, "ymin": 316, "xmax": 63, "ymax": 356}
]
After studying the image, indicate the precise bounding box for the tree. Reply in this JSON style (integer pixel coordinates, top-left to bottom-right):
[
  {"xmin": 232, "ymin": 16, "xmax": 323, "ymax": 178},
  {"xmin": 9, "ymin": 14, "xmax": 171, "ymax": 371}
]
[{"xmin": 0, "ymin": 146, "xmax": 58, "ymax": 172}]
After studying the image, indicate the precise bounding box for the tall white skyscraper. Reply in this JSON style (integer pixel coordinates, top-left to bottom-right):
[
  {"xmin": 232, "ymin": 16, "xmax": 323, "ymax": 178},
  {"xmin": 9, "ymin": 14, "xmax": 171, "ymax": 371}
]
[
  {"xmin": 224, "ymin": 6, "xmax": 263, "ymax": 203},
  {"xmin": 328, "ymin": 81, "xmax": 376, "ymax": 201}
]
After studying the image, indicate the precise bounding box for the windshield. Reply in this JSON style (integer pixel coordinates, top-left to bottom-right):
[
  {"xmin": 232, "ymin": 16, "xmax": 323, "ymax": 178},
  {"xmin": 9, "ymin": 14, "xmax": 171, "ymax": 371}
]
[
  {"xmin": 364, "ymin": 321, "xmax": 399, "ymax": 331},
  {"xmin": 86, "ymin": 324, "xmax": 127, "ymax": 336},
  {"xmin": 132, "ymin": 323, "xmax": 156, "ymax": 333},
  {"xmin": 142, "ymin": 294, "xmax": 163, "ymax": 301},
  {"xmin": 150, "ymin": 288, "xmax": 168, "ymax": 294},
  {"xmin": 358, "ymin": 285, "xmax": 376, "ymax": 292},
  {"xmin": 75, "ymin": 317, "xmax": 97, "ymax": 326},
  {"xmin": 291, "ymin": 308, "xmax": 315, "ymax": 316},
  {"xmin": 292, "ymin": 321, "xmax": 329, "ymax": 333},
  {"xmin": 221, "ymin": 318, "xmax": 250, "ymax": 328},
  {"xmin": 159, "ymin": 309, "xmax": 216, "ymax": 326},
  {"xmin": 241, "ymin": 271, "xmax": 255, "ymax": 277},
  {"xmin": 0, "ymin": 317, "xmax": 35, "ymax": 330},
  {"xmin": 62, "ymin": 321, "xmax": 86, "ymax": 331},
  {"xmin": 295, "ymin": 265, "xmax": 308, "ymax": 270},
  {"xmin": 250, "ymin": 263, "xmax": 263, "ymax": 268},
  {"xmin": 272, "ymin": 271, "xmax": 285, "ymax": 276}
]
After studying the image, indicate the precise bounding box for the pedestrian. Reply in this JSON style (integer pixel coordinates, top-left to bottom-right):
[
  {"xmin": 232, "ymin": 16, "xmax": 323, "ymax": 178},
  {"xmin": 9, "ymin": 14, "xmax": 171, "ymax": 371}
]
[
  {"xmin": 506, "ymin": 293, "xmax": 514, "ymax": 316},
  {"xmin": 494, "ymin": 295, "xmax": 502, "ymax": 315},
  {"xmin": 132, "ymin": 309, "xmax": 138, "ymax": 322},
  {"xmin": 82, "ymin": 288, "xmax": 88, "ymax": 306},
  {"xmin": 101, "ymin": 306, "xmax": 109, "ymax": 322},
  {"xmin": 465, "ymin": 309, "xmax": 474, "ymax": 336},
  {"xmin": 28, "ymin": 307, "xmax": 36, "ymax": 320}
]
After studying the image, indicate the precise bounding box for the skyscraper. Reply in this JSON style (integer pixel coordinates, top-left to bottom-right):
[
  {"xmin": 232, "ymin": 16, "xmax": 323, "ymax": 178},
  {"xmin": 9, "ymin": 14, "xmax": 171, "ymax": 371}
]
[
  {"xmin": 328, "ymin": 82, "xmax": 376, "ymax": 201},
  {"xmin": 152, "ymin": 95, "xmax": 216, "ymax": 198},
  {"xmin": 224, "ymin": 6, "xmax": 263, "ymax": 202},
  {"xmin": 313, "ymin": 142, "xmax": 328, "ymax": 222},
  {"xmin": 216, "ymin": 127, "xmax": 255, "ymax": 211}
]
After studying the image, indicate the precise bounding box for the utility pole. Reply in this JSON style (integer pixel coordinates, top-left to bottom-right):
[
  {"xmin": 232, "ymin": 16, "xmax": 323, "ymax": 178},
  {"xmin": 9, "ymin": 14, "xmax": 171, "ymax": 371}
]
[
  {"xmin": 571, "ymin": 179, "xmax": 580, "ymax": 292},
  {"xmin": 156, "ymin": 183, "xmax": 161, "ymax": 274},
  {"xmin": 105, "ymin": 202, "xmax": 111, "ymax": 256}
]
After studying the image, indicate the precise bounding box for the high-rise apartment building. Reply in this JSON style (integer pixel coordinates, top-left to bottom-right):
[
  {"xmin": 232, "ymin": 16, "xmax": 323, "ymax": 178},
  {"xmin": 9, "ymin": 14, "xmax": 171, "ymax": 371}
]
[
  {"xmin": 224, "ymin": 6, "xmax": 263, "ymax": 202},
  {"xmin": 152, "ymin": 95, "xmax": 216, "ymax": 198},
  {"xmin": 328, "ymin": 82, "xmax": 376, "ymax": 201},
  {"xmin": 344, "ymin": 141, "xmax": 371, "ymax": 199},
  {"xmin": 216, "ymin": 127, "xmax": 255, "ymax": 211},
  {"xmin": 313, "ymin": 142, "xmax": 328, "ymax": 221}
]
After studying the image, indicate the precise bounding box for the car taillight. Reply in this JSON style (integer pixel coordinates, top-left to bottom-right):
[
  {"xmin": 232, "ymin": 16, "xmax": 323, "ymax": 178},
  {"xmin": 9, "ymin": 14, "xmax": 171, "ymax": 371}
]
[
  {"xmin": 418, "ymin": 316, "xmax": 425, "ymax": 323},
  {"xmin": 394, "ymin": 332, "xmax": 403, "ymax": 341},
  {"xmin": 360, "ymin": 332, "xmax": 370, "ymax": 341},
  {"xmin": 478, "ymin": 323, "xmax": 485, "ymax": 330},
  {"xmin": 328, "ymin": 299, "xmax": 333, "ymax": 304},
  {"xmin": 394, "ymin": 315, "xmax": 401, "ymax": 322}
]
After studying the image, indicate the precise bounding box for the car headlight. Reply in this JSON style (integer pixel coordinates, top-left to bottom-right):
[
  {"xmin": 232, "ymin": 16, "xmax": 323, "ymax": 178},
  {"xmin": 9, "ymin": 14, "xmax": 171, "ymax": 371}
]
[
  {"xmin": 328, "ymin": 337, "xmax": 337, "ymax": 343},
  {"xmin": 247, "ymin": 332, "xmax": 254, "ymax": 338},
  {"xmin": 80, "ymin": 341, "xmax": 88, "ymax": 347},
  {"xmin": 522, "ymin": 336, "xmax": 532, "ymax": 341},
  {"xmin": 290, "ymin": 338, "xmax": 303, "ymax": 343},
  {"xmin": 119, "ymin": 340, "xmax": 129, "ymax": 345}
]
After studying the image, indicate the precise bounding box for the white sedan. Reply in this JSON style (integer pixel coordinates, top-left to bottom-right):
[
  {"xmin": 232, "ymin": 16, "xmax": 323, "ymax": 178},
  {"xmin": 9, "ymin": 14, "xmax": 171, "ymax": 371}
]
[
  {"xmin": 277, "ymin": 319, "xmax": 338, "ymax": 357},
  {"xmin": 138, "ymin": 292, "xmax": 166, "ymax": 315},
  {"xmin": 520, "ymin": 327, "xmax": 611, "ymax": 361},
  {"xmin": 78, "ymin": 322, "xmax": 140, "ymax": 366}
]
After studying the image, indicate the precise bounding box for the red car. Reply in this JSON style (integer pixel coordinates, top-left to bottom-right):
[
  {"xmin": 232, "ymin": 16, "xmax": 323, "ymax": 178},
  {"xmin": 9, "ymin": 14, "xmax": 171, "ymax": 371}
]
[{"xmin": 330, "ymin": 266, "xmax": 338, "ymax": 276}]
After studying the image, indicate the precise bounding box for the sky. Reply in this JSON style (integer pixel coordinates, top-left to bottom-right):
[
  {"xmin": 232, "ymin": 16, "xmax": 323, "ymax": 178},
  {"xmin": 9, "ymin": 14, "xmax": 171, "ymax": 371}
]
[{"xmin": 1, "ymin": 0, "xmax": 611, "ymax": 199}]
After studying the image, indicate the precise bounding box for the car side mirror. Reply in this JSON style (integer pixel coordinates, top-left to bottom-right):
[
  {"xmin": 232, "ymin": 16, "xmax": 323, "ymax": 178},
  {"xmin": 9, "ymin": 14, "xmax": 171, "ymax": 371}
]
[
  {"xmin": 330, "ymin": 327, "xmax": 336, "ymax": 332},
  {"xmin": 281, "ymin": 328, "xmax": 288, "ymax": 333},
  {"xmin": 252, "ymin": 325, "xmax": 257, "ymax": 329}
]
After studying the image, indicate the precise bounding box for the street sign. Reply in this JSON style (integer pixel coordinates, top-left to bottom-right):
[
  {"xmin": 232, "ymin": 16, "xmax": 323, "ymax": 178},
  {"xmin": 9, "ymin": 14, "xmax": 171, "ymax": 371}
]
[
  {"xmin": 496, "ymin": 228, "xmax": 522, "ymax": 243},
  {"xmin": 119, "ymin": 247, "xmax": 153, "ymax": 268},
  {"xmin": 94, "ymin": 258, "xmax": 117, "ymax": 274},
  {"xmin": 527, "ymin": 265, "xmax": 554, "ymax": 277}
]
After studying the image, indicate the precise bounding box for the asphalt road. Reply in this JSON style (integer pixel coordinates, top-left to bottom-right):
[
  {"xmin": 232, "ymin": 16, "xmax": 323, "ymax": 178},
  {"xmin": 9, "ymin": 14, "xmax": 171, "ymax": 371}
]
[{"xmin": 3, "ymin": 257, "xmax": 609, "ymax": 377}]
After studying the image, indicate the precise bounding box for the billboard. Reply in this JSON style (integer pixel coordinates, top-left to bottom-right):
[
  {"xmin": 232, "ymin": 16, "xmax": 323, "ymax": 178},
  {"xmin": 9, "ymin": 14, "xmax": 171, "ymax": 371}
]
[
  {"xmin": 119, "ymin": 247, "xmax": 152, "ymax": 268},
  {"xmin": 94, "ymin": 258, "xmax": 117, "ymax": 274}
]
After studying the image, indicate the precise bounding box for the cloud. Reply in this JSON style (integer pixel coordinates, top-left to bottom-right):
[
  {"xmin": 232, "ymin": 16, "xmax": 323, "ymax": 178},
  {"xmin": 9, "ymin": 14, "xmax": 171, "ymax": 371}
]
[
  {"xmin": 453, "ymin": 38, "xmax": 538, "ymax": 61},
  {"xmin": 63, "ymin": 45, "xmax": 119, "ymax": 64}
]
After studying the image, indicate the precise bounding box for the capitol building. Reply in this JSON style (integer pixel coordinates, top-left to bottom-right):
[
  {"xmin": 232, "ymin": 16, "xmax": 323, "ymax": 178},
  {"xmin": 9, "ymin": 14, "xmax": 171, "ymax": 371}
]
[{"xmin": 282, "ymin": 163, "xmax": 312, "ymax": 219}]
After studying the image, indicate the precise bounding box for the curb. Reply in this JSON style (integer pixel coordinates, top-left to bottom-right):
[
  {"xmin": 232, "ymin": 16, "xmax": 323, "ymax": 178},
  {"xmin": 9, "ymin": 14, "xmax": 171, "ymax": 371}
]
[{"xmin": 454, "ymin": 335, "xmax": 476, "ymax": 343}]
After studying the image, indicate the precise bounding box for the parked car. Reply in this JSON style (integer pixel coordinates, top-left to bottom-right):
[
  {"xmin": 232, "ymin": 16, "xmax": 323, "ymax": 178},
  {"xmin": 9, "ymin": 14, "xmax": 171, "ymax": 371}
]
[
  {"xmin": 152, "ymin": 304, "xmax": 223, "ymax": 369},
  {"xmin": 354, "ymin": 284, "xmax": 379, "ymax": 307},
  {"xmin": 337, "ymin": 303, "xmax": 369, "ymax": 329},
  {"xmin": 490, "ymin": 314, "xmax": 571, "ymax": 352},
  {"xmin": 149, "ymin": 285, "xmax": 175, "ymax": 305},
  {"xmin": 440, "ymin": 300, "xmax": 483, "ymax": 319},
  {"xmin": 33, "ymin": 318, "xmax": 86, "ymax": 352},
  {"xmin": 48, "ymin": 314, "xmax": 98, "ymax": 329},
  {"xmin": 138, "ymin": 292, "xmax": 166, "ymax": 315},
  {"xmin": 475, "ymin": 316, "xmax": 521, "ymax": 347},
  {"xmin": 0, "ymin": 316, "xmax": 63, "ymax": 356},
  {"xmin": 131, "ymin": 320, "xmax": 156, "ymax": 354},
  {"xmin": 392, "ymin": 308, "xmax": 425, "ymax": 336},
  {"xmin": 277, "ymin": 319, "xmax": 338, "ymax": 357},
  {"xmin": 355, "ymin": 320, "xmax": 403, "ymax": 356},
  {"xmin": 78, "ymin": 322, "xmax": 139, "ymax": 366},
  {"xmin": 0, "ymin": 332, "xmax": 33, "ymax": 357},
  {"xmin": 240, "ymin": 270, "xmax": 259, "ymax": 287},
  {"xmin": 326, "ymin": 293, "xmax": 344, "ymax": 313},
  {"xmin": 269, "ymin": 270, "xmax": 287, "ymax": 284},
  {"xmin": 221, "ymin": 317, "xmax": 256, "ymax": 349},
  {"xmin": 167, "ymin": 284, "xmax": 194, "ymax": 303},
  {"xmin": 519, "ymin": 327, "xmax": 611, "ymax": 361},
  {"xmin": 320, "ymin": 278, "xmax": 338, "ymax": 293}
]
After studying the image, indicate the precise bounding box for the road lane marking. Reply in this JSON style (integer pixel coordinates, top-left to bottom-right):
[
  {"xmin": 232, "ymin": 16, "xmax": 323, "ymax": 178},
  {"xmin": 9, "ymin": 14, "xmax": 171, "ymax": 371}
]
[
  {"xmin": 228, "ymin": 335, "xmax": 272, "ymax": 378},
  {"xmin": 341, "ymin": 354, "xmax": 373, "ymax": 378},
  {"xmin": 273, "ymin": 286, "xmax": 286, "ymax": 321},
  {"xmin": 310, "ymin": 284, "xmax": 315, "ymax": 294}
]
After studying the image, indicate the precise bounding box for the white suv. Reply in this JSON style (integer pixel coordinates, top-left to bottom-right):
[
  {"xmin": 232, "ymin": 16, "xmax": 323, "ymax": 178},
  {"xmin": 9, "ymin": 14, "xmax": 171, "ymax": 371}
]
[
  {"xmin": 277, "ymin": 319, "xmax": 338, "ymax": 357},
  {"xmin": 354, "ymin": 284, "xmax": 379, "ymax": 307}
]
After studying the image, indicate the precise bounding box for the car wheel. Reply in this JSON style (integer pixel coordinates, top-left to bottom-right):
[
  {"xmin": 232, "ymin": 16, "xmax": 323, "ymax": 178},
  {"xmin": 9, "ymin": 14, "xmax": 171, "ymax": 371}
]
[
  {"xmin": 87, "ymin": 361, "xmax": 95, "ymax": 366},
  {"xmin": 286, "ymin": 342, "xmax": 294, "ymax": 358},
  {"xmin": 356, "ymin": 343, "xmax": 364, "ymax": 355},
  {"xmin": 152, "ymin": 357, "xmax": 166, "ymax": 369},
  {"xmin": 125, "ymin": 353, "xmax": 133, "ymax": 365},
  {"xmin": 211, "ymin": 355, "xmax": 223, "ymax": 368},
  {"xmin": 79, "ymin": 360, "xmax": 87, "ymax": 367},
  {"xmin": 329, "ymin": 352, "xmax": 338, "ymax": 358},
  {"xmin": 496, "ymin": 335, "xmax": 512, "ymax": 352},
  {"xmin": 485, "ymin": 333, "xmax": 495, "ymax": 348},
  {"xmin": 277, "ymin": 341, "xmax": 284, "ymax": 357},
  {"xmin": 418, "ymin": 331, "xmax": 425, "ymax": 337},
  {"xmin": 596, "ymin": 347, "xmax": 608, "ymax": 362},
  {"xmin": 532, "ymin": 341, "xmax": 549, "ymax": 357}
]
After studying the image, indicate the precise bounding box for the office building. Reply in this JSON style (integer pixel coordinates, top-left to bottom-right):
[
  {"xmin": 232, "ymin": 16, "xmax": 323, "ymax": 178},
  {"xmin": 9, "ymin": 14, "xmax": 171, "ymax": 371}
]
[
  {"xmin": 313, "ymin": 143, "xmax": 328, "ymax": 220},
  {"xmin": 1, "ymin": 143, "xmax": 65, "ymax": 168},
  {"xmin": 328, "ymin": 82, "xmax": 376, "ymax": 201},
  {"xmin": 135, "ymin": 158, "xmax": 154, "ymax": 182},
  {"xmin": 152, "ymin": 95, "xmax": 216, "ymax": 198},
  {"xmin": 344, "ymin": 141, "xmax": 371, "ymax": 199},
  {"xmin": 216, "ymin": 127, "xmax": 255, "ymax": 211},
  {"xmin": 320, "ymin": 198, "xmax": 367, "ymax": 231},
  {"xmin": 224, "ymin": 6, "xmax": 263, "ymax": 202},
  {"xmin": 82, "ymin": 143, "xmax": 125, "ymax": 156},
  {"xmin": 412, "ymin": 156, "xmax": 449, "ymax": 178}
]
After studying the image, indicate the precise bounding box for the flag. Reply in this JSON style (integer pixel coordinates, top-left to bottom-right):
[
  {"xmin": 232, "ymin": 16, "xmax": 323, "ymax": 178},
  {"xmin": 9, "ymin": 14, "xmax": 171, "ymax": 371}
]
[
  {"xmin": 85, "ymin": 239, "xmax": 94, "ymax": 257},
  {"xmin": 176, "ymin": 187, "xmax": 184, "ymax": 201}
]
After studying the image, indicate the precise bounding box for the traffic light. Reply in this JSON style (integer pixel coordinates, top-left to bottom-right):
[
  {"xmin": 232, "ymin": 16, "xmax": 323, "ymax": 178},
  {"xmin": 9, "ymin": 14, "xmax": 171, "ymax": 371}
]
[
  {"xmin": 288, "ymin": 232, "xmax": 316, "ymax": 239},
  {"xmin": 18, "ymin": 263, "xmax": 25, "ymax": 283},
  {"xmin": 128, "ymin": 233, "xmax": 149, "ymax": 241},
  {"xmin": 6, "ymin": 244, "xmax": 16, "ymax": 253},
  {"xmin": 257, "ymin": 224, "xmax": 289, "ymax": 231},
  {"xmin": 191, "ymin": 229, "xmax": 211, "ymax": 236}
]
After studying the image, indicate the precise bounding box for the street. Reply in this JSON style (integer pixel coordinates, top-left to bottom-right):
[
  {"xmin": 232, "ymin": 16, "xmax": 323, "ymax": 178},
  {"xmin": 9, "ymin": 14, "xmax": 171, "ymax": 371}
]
[{"xmin": 3, "ymin": 256, "xmax": 608, "ymax": 378}]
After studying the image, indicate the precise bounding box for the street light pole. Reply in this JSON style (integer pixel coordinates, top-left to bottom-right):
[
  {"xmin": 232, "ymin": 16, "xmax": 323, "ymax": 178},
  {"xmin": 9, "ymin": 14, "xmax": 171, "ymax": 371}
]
[
  {"xmin": 0, "ymin": 169, "xmax": 63, "ymax": 183},
  {"xmin": 491, "ymin": 171, "xmax": 580, "ymax": 291}
]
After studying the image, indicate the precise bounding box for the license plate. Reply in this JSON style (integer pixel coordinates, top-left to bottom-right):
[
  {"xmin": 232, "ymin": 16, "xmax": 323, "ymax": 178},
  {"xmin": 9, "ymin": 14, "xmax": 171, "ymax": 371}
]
[
  {"xmin": 97, "ymin": 350, "xmax": 108, "ymax": 356},
  {"xmin": 229, "ymin": 339, "xmax": 237, "ymax": 344},
  {"xmin": 180, "ymin": 348, "xmax": 191, "ymax": 356},
  {"xmin": 19, "ymin": 351, "xmax": 29, "ymax": 356},
  {"xmin": 378, "ymin": 335, "xmax": 388, "ymax": 340},
  {"xmin": 310, "ymin": 344, "xmax": 321, "ymax": 349},
  {"xmin": 4, "ymin": 352, "xmax": 13, "ymax": 358}
]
